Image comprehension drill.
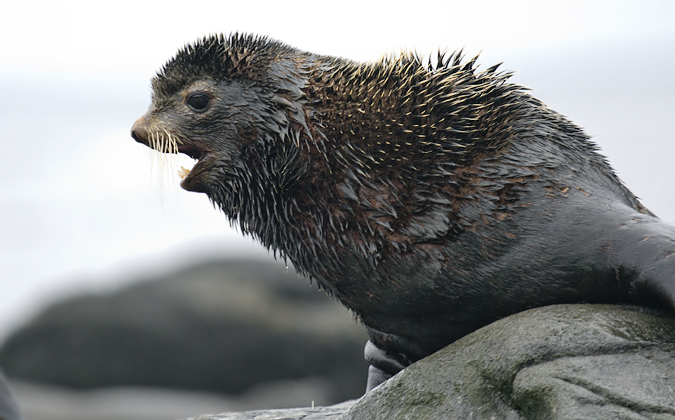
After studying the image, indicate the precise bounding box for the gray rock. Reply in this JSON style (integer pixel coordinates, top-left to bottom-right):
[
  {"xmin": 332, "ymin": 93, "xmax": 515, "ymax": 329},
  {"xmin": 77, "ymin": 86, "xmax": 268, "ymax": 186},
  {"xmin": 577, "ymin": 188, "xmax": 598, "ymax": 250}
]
[
  {"xmin": 0, "ymin": 370, "xmax": 21, "ymax": 420},
  {"xmin": 344, "ymin": 304, "xmax": 675, "ymax": 420},
  {"xmin": 0, "ymin": 259, "xmax": 368, "ymax": 404},
  {"xmin": 186, "ymin": 400, "xmax": 355, "ymax": 420}
]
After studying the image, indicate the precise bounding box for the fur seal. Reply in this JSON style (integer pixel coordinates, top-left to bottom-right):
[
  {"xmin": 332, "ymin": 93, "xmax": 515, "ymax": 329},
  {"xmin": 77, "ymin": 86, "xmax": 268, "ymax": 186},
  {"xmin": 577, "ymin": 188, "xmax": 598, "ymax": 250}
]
[{"xmin": 131, "ymin": 34, "xmax": 675, "ymax": 391}]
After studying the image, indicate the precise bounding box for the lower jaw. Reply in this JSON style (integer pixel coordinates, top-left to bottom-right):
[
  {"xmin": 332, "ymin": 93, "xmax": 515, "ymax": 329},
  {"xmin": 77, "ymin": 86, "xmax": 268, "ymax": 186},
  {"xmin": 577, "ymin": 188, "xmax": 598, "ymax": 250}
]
[{"xmin": 180, "ymin": 173, "xmax": 209, "ymax": 193}]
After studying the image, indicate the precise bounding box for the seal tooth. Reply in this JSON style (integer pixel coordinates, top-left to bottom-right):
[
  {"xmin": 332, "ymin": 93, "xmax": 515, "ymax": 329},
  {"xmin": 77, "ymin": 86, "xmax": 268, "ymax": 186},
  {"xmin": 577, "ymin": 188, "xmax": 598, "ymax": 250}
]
[{"xmin": 178, "ymin": 166, "xmax": 191, "ymax": 179}]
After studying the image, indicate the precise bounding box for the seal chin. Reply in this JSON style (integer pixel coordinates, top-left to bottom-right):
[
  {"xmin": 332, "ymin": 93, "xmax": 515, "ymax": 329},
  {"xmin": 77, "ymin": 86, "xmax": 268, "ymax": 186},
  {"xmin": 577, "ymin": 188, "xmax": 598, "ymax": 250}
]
[
  {"xmin": 179, "ymin": 168, "xmax": 205, "ymax": 192},
  {"xmin": 180, "ymin": 174, "xmax": 202, "ymax": 192}
]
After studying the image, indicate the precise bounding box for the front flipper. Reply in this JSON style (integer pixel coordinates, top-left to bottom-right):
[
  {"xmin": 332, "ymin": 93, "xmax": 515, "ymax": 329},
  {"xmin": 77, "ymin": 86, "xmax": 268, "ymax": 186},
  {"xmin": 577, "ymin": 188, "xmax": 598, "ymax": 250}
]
[
  {"xmin": 364, "ymin": 340, "xmax": 407, "ymax": 391},
  {"xmin": 363, "ymin": 327, "xmax": 429, "ymax": 391}
]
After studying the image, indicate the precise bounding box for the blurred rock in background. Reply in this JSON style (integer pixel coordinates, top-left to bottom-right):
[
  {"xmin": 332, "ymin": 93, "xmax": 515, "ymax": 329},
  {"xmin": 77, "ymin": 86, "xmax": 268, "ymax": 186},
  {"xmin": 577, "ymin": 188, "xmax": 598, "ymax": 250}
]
[{"xmin": 0, "ymin": 258, "xmax": 368, "ymax": 420}]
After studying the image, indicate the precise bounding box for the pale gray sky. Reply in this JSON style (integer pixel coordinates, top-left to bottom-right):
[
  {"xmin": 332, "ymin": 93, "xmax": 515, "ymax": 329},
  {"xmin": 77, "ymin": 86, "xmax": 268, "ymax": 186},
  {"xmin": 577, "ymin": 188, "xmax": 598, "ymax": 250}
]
[{"xmin": 1, "ymin": 0, "xmax": 674, "ymax": 338}]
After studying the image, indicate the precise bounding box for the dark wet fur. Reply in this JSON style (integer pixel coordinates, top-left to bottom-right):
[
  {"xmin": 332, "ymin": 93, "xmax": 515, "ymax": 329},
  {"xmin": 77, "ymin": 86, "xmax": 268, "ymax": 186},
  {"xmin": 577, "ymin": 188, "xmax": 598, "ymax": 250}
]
[{"xmin": 133, "ymin": 34, "xmax": 675, "ymax": 386}]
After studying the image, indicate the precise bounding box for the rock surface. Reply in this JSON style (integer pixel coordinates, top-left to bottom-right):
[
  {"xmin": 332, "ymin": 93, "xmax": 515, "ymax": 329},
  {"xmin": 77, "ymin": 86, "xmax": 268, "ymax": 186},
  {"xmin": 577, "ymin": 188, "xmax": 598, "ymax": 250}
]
[
  {"xmin": 190, "ymin": 304, "xmax": 675, "ymax": 420},
  {"xmin": 186, "ymin": 400, "xmax": 355, "ymax": 420},
  {"xmin": 345, "ymin": 304, "xmax": 675, "ymax": 420}
]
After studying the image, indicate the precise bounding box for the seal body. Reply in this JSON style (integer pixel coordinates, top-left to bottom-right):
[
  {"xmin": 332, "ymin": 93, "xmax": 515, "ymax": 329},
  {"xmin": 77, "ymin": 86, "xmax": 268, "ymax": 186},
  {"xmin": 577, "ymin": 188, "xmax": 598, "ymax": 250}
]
[{"xmin": 131, "ymin": 34, "xmax": 675, "ymax": 390}]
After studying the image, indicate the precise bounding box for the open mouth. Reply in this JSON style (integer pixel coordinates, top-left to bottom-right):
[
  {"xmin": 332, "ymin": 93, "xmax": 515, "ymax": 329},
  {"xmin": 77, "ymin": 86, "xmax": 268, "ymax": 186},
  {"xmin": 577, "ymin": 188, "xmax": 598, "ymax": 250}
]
[
  {"xmin": 130, "ymin": 123, "xmax": 209, "ymax": 191},
  {"xmin": 174, "ymin": 143, "xmax": 213, "ymax": 192},
  {"xmin": 175, "ymin": 143, "xmax": 204, "ymax": 180}
]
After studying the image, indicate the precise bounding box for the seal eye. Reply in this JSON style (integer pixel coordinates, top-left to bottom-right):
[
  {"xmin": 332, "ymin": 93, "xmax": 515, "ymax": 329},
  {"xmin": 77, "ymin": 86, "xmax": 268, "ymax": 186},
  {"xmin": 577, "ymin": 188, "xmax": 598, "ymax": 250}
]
[{"xmin": 187, "ymin": 93, "xmax": 210, "ymax": 112}]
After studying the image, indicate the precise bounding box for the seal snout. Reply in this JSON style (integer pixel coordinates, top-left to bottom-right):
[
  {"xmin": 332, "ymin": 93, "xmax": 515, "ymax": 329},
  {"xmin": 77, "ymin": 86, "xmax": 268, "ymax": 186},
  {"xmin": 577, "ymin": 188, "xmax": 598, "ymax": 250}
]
[{"xmin": 130, "ymin": 118, "xmax": 149, "ymax": 145}]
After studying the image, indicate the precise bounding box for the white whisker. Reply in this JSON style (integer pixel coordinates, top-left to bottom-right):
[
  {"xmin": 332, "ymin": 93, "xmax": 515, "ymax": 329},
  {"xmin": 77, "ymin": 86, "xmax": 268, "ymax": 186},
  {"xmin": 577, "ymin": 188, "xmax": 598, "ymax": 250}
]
[{"xmin": 145, "ymin": 129, "xmax": 184, "ymax": 202}]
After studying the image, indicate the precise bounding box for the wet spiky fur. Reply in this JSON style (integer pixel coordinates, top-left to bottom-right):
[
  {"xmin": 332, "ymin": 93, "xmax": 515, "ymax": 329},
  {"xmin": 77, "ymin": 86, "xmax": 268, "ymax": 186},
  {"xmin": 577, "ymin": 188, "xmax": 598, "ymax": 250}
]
[{"xmin": 134, "ymin": 34, "xmax": 675, "ymax": 380}]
